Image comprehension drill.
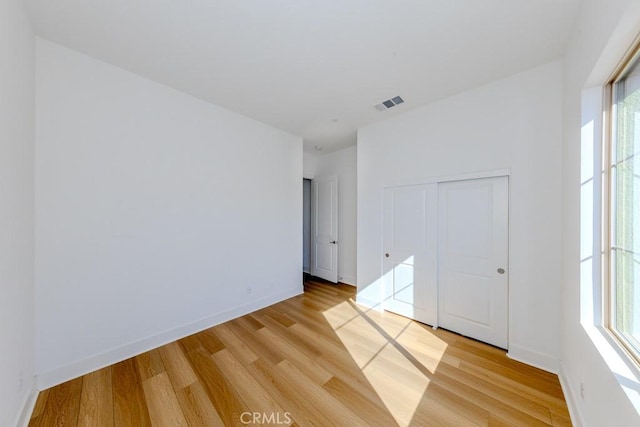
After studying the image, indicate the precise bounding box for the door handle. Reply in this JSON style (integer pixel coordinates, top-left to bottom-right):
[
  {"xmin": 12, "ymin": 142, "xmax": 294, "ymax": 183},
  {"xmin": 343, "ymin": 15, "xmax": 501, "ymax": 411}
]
[
  {"xmin": 497, "ymin": 268, "xmax": 505, "ymax": 274},
  {"xmin": 330, "ymin": 240, "xmax": 337, "ymax": 244}
]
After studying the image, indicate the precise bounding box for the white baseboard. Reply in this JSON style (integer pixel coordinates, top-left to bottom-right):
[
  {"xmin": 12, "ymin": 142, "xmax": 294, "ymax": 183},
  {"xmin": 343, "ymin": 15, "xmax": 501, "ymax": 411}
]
[
  {"xmin": 13, "ymin": 377, "xmax": 38, "ymax": 427},
  {"xmin": 338, "ymin": 275, "xmax": 356, "ymax": 286},
  {"xmin": 558, "ymin": 361, "xmax": 583, "ymax": 427},
  {"xmin": 507, "ymin": 344, "xmax": 559, "ymax": 374},
  {"xmin": 37, "ymin": 286, "xmax": 303, "ymax": 390},
  {"xmin": 354, "ymin": 294, "xmax": 383, "ymax": 311}
]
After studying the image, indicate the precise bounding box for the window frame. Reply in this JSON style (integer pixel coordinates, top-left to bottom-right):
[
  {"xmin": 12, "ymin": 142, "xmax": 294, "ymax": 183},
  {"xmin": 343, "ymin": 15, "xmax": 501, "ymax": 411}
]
[{"xmin": 604, "ymin": 40, "xmax": 640, "ymax": 369}]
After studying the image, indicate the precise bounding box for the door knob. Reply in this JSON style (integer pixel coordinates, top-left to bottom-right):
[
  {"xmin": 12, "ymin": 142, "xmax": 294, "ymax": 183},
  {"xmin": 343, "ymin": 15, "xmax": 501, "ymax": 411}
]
[
  {"xmin": 330, "ymin": 240, "xmax": 337, "ymax": 244},
  {"xmin": 385, "ymin": 253, "xmax": 390, "ymax": 258},
  {"xmin": 497, "ymin": 268, "xmax": 505, "ymax": 274}
]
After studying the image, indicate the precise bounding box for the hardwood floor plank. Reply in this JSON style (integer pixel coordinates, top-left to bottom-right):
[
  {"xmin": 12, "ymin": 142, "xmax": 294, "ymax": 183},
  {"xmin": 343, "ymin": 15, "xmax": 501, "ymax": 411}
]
[
  {"xmin": 410, "ymin": 394, "xmax": 482, "ymax": 427},
  {"xmin": 278, "ymin": 320, "xmax": 345, "ymax": 361},
  {"xmin": 142, "ymin": 372, "xmax": 188, "ymax": 427},
  {"xmin": 234, "ymin": 314, "xmax": 264, "ymax": 331},
  {"xmin": 550, "ymin": 409, "xmax": 572, "ymax": 427},
  {"xmin": 29, "ymin": 377, "xmax": 83, "ymax": 427},
  {"xmin": 489, "ymin": 412, "xmax": 527, "ymax": 427},
  {"xmin": 274, "ymin": 359, "xmax": 369, "ymax": 426},
  {"xmin": 256, "ymin": 326, "xmax": 334, "ymax": 385},
  {"xmin": 245, "ymin": 359, "xmax": 335, "ymax": 427},
  {"xmin": 177, "ymin": 333, "xmax": 206, "ymax": 354},
  {"xmin": 430, "ymin": 368, "xmax": 552, "ymax": 426},
  {"xmin": 112, "ymin": 358, "xmax": 151, "ymax": 427},
  {"xmin": 77, "ymin": 367, "xmax": 114, "ymax": 427},
  {"xmin": 433, "ymin": 361, "xmax": 555, "ymax": 422},
  {"xmin": 225, "ymin": 319, "xmax": 284, "ymax": 365},
  {"xmin": 322, "ymin": 376, "xmax": 399, "ymax": 426},
  {"xmin": 198, "ymin": 329, "xmax": 226, "ymax": 354},
  {"xmin": 135, "ymin": 348, "xmax": 165, "ymax": 382},
  {"xmin": 291, "ymin": 315, "xmax": 433, "ymax": 406},
  {"xmin": 281, "ymin": 296, "xmax": 333, "ymax": 319},
  {"xmin": 357, "ymin": 362, "xmax": 477, "ymax": 427},
  {"xmin": 458, "ymin": 359, "xmax": 567, "ymax": 411},
  {"xmin": 314, "ymin": 353, "xmax": 386, "ymax": 402},
  {"xmin": 304, "ymin": 287, "xmax": 356, "ymax": 311},
  {"xmin": 277, "ymin": 300, "xmax": 345, "ymax": 345},
  {"xmin": 184, "ymin": 347, "xmax": 249, "ymax": 426},
  {"xmin": 418, "ymin": 382, "xmax": 490, "ymax": 425},
  {"xmin": 361, "ymin": 343, "xmax": 433, "ymax": 391},
  {"xmin": 176, "ymin": 381, "xmax": 225, "ymax": 427},
  {"xmin": 158, "ymin": 341, "xmax": 198, "ymax": 390},
  {"xmin": 208, "ymin": 323, "xmax": 259, "ymax": 365},
  {"xmin": 212, "ymin": 349, "xmax": 291, "ymax": 419},
  {"xmin": 262, "ymin": 307, "xmax": 296, "ymax": 327},
  {"xmin": 356, "ymin": 357, "xmax": 431, "ymax": 426},
  {"xmin": 30, "ymin": 388, "xmax": 50, "ymax": 420},
  {"xmin": 447, "ymin": 346, "xmax": 563, "ymax": 398},
  {"xmin": 253, "ymin": 312, "xmax": 322, "ymax": 360}
]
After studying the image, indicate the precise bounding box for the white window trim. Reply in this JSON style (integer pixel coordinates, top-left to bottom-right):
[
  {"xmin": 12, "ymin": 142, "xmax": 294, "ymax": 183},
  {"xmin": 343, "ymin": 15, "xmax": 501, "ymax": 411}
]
[{"xmin": 580, "ymin": 84, "xmax": 640, "ymax": 414}]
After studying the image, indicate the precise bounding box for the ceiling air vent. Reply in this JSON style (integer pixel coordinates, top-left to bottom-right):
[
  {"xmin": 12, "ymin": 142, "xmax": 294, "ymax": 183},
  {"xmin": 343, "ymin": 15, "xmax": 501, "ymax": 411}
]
[{"xmin": 374, "ymin": 96, "xmax": 404, "ymax": 111}]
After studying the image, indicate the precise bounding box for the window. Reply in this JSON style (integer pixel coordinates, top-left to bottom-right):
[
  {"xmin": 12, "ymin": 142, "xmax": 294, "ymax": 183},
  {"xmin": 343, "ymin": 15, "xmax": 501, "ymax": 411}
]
[{"xmin": 608, "ymin": 47, "xmax": 640, "ymax": 362}]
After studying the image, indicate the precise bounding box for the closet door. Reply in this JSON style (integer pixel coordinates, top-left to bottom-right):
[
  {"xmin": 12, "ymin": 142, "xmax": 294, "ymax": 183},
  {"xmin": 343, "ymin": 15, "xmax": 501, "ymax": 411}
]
[
  {"xmin": 438, "ymin": 176, "xmax": 509, "ymax": 348},
  {"xmin": 382, "ymin": 184, "xmax": 437, "ymax": 325}
]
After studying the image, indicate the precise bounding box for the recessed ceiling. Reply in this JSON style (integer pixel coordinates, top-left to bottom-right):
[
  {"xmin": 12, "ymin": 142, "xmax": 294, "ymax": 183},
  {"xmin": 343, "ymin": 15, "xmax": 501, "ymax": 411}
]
[{"xmin": 25, "ymin": 0, "xmax": 582, "ymax": 153}]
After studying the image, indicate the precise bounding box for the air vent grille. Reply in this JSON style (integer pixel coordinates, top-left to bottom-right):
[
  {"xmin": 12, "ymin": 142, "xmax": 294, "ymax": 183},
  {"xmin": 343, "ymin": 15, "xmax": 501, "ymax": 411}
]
[{"xmin": 374, "ymin": 96, "xmax": 404, "ymax": 111}]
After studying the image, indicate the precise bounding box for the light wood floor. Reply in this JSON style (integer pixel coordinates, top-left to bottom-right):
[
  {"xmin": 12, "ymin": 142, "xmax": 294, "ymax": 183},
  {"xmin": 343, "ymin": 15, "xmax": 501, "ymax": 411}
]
[{"xmin": 29, "ymin": 279, "xmax": 571, "ymax": 426}]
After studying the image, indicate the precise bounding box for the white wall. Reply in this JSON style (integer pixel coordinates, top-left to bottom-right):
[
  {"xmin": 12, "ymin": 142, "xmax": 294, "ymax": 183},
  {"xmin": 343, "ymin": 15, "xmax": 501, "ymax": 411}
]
[
  {"xmin": 303, "ymin": 151, "xmax": 318, "ymax": 178},
  {"xmin": 35, "ymin": 39, "xmax": 303, "ymax": 387},
  {"xmin": 561, "ymin": 0, "xmax": 640, "ymax": 425},
  {"xmin": 0, "ymin": 0, "xmax": 36, "ymax": 425},
  {"xmin": 357, "ymin": 61, "xmax": 563, "ymax": 372}
]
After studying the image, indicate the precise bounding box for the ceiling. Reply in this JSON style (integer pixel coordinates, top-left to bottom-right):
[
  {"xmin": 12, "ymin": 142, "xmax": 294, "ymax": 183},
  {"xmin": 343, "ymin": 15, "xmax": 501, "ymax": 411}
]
[{"xmin": 26, "ymin": 0, "xmax": 582, "ymax": 153}]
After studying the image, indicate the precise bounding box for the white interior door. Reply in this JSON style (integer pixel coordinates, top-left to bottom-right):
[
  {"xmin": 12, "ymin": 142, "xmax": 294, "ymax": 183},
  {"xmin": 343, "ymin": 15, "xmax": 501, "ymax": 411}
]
[
  {"xmin": 311, "ymin": 175, "xmax": 338, "ymax": 283},
  {"xmin": 382, "ymin": 184, "xmax": 438, "ymax": 325},
  {"xmin": 438, "ymin": 176, "xmax": 509, "ymax": 348}
]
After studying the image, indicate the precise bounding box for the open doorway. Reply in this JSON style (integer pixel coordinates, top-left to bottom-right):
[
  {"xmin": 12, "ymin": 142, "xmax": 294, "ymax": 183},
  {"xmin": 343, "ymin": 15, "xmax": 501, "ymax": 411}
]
[{"xmin": 303, "ymin": 178, "xmax": 312, "ymax": 281}]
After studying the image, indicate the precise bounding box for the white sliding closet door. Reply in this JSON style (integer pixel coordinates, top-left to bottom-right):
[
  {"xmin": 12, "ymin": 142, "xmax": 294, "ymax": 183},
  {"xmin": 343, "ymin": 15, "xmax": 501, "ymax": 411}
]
[
  {"xmin": 437, "ymin": 176, "xmax": 509, "ymax": 348},
  {"xmin": 382, "ymin": 184, "xmax": 438, "ymax": 325}
]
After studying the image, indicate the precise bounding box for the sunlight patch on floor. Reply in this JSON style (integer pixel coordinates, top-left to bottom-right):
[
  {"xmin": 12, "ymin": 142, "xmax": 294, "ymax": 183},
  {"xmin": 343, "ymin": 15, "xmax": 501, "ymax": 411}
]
[{"xmin": 321, "ymin": 300, "xmax": 448, "ymax": 426}]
